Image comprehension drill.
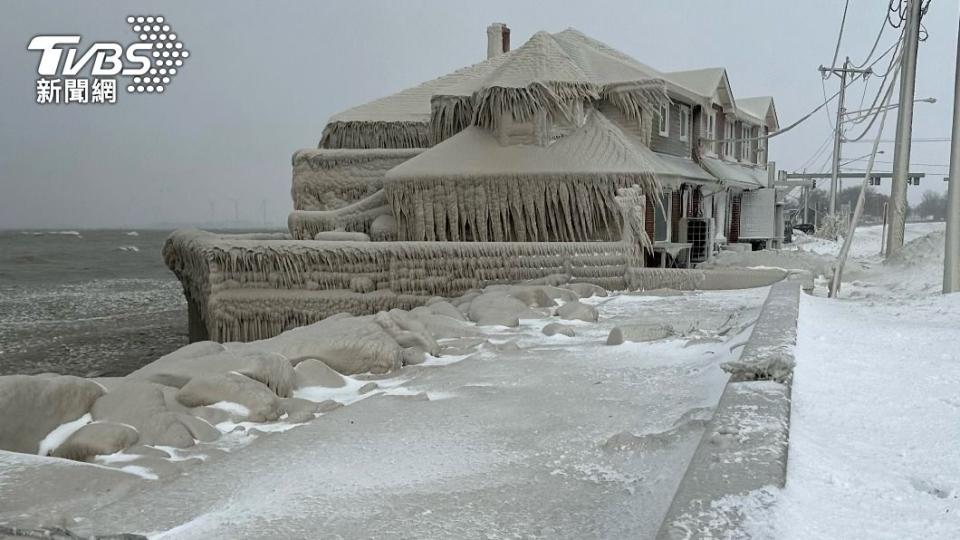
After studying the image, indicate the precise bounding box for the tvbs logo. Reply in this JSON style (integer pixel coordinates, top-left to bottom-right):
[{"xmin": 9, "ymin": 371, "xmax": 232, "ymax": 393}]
[{"xmin": 28, "ymin": 16, "xmax": 188, "ymax": 104}]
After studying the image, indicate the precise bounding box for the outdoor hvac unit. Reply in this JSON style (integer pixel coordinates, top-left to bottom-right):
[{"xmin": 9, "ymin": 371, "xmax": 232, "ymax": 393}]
[
  {"xmin": 738, "ymin": 188, "xmax": 777, "ymax": 240},
  {"xmin": 679, "ymin": 217, "xmax": 714, "ymax": 264}
]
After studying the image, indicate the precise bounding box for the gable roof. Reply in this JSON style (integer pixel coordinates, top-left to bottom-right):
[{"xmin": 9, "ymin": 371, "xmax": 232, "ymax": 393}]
[
  {"xmin": 386, "ymin": 109, "xmax": 657, "ymax": 178},
  {"xmin": 320, "ymin": 27, "xmax": 776, "ymax": 149},
  {"xmin": 663, "ymin": 67, "xmax": 736, "ymax": 111},
  {"xmin": 736, "ymin": 96, "xmax": 779, "ymax": 130}
]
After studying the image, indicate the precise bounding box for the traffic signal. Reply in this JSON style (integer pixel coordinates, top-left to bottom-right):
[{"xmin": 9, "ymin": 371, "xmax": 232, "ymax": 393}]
[{"xmin": 812, "ymin": 179, "xmax": 817, "ymax": 189}]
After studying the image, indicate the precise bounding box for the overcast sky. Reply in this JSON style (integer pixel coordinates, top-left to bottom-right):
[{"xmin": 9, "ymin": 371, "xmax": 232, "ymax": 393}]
[{"xmin": 0, "ymin": 0, "xmax": 957, "ymax": 229}]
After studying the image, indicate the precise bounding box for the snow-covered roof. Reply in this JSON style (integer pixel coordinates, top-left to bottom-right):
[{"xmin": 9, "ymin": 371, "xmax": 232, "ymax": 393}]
[
  {"xmin": 329, "ymin": 55, "xmax": 509, "ymax": 125},
  {"xmin": 321, "ymin": 27, "xmax": 776, "ymax": 152},
  {"xmin": 321, "ymin": 28, "xmax": 689, "ymax": 149},
  {"xmin": 386, "ymin": 109, "xmax": 656, "ymax": 178},
  {"xmin": 736, "ymin": 96, "xmax": 779, "ymax": 130},
  {"xmin": 386, "ymin": 109, "xmax": 714, "ymax": 189},
  {"xmin": 663, "ymin": 67, "xmax": 737, "ymax": 111},
  {"xmin": 700, "ymin": 156, "xmax": 768, "ymax": 190}
]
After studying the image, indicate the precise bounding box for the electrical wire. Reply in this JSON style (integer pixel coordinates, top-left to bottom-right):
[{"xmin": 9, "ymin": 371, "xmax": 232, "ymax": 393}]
[
  {"xmin": 841, "ymin": 157, "xmax": 950, "ymax": 167},
  {"xmin": 795, "ymin": 132, "xmax": 836, "ymax": 172},
  {"xmin": 830, "ymin": 0, "xmax": 851, "ymax": 72},
  {"xmin": 852, "ymin": 6, "xmax": 889, "ymax": 69},
  {"xmin": 821, "ymin": 77, "xmax": 836, "ymax": 132},
  {"xmin": 844, "ymin": 52, "xmax": 903, "ymax": 141},
  {"xmin": 848, "ymin": 28, "xmax": 905, "ymax": 128},
  {"xmin": 705, "ymin": 1, "xmax": 917, "ymax": 148}
]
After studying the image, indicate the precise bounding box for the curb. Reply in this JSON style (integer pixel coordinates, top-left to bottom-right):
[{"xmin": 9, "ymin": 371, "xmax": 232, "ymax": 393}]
[{"xmin": 656, "ymin": 280, "xmax": 801, "ymax": 539}]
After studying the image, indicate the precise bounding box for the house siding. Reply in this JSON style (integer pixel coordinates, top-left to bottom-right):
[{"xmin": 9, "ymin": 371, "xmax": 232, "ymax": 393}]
[{"xmin": 650, "ymin": 101, "xmax": 691, "ymax": 158}]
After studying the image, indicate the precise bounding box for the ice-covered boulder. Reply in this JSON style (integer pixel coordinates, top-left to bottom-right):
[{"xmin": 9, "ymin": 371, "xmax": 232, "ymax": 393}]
[
  {"xmin": 543, "ymin": 323, "xmax": 576, "ymax": 337},
  {"xmin": 407, "ymin": 312, "xmax": 480, "ymax": 340},
  {"xmin": 92, "ymin": 381, "xmax": 218, "ymax": 447},
  {"xmin": 131, "ymin": 348, "xmax": 296, "ymax": 398},
  {"xmin": 279, "ymin": 397, "xmax": 321, "ymax": 424},
  {"xmin": 268, "ymin": 317, "xmax": 403, "ymax": 375},
  {"xmin": 563, "ymin": 282, "xmax": 608, "ymax": 299},
  {"xmin": 555, "ymin": 300, "xmax": 599, "ymax": 322},
  {"xmin": 294, "ymin": 359, "xmax": 347, "ymax": 388},
  {"xmin": 606, "ymin": 323, "xmax": 674, "ymax": 345},
  {"xmin": 467, "ymin": 292, "xmax": 543, "ymax": 327},
  {"xmin": 427, "ymin": 301, "xmax": 467, "ymax": 321},
  {"xmin": 176, "ymin": 373, "xmax": 281, "ymax": 423},
  {"xmin": 0, "ymin": 375, "xmax": 105, "ymax": 454},
  {"xmin": 51, "ymin": 422, "xmax": 139, "ymax": 462}
]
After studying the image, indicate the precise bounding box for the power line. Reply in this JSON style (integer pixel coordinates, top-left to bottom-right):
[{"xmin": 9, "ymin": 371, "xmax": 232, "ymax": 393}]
[
  {"xmin": 845, "ymin": 137, "xmax": 951, "ymax": 143},
  {"xmin": 830, "ymin": 0, "xmax": 851, "ymax": 70},
  {"xmin": 842, "ymin": 157, "xmax": 950, "ymax": 168},
  {"xmin": 795, "ymin": 132, "xmax": 836, "ymax": 172},
  {"xmin": 852, "ymin": 3, "xmax": 890, "ymax": 69}
]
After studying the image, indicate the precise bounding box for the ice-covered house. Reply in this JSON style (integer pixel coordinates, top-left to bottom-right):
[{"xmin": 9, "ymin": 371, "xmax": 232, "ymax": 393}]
[
  {"xmin": 291, "ymin": 25, "xmax": 779, "ymax": 260},
  {"xmin": 165, "ymin": 25, "xmax": 781, "ymax": 343}
]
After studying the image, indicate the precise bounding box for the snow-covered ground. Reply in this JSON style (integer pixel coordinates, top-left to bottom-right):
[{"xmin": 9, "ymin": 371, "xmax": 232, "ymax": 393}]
[
  {"xmin": 738, "ymin": 221, "xmax": 960, "ymax": 539},
  {"xmin": 0, "ymin": 287, "xmax": 767, "ymax": 539}
]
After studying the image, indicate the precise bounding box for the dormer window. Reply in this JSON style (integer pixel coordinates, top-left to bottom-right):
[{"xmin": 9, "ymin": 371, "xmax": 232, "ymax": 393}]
[
  {"xmin": 658, "ymin": 103, "xmax": 669, "ymax": 137},
  {"xmin": 679, "ymin": 105, "xmax": 690, "ymax": 141}
]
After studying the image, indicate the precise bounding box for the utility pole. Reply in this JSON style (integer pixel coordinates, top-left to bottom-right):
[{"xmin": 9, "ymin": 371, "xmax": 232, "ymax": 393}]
[
  {"xmin": 801, "ymin": 168, "xmax": 810, "ymax": 223},
  {"xmin": 886, "ymin": 0, "xmax": 924, "ymax": 258},
  {"xmin": 820, "ymin": 58, "xmax": 872, "ymax": 215},
  {"xmin": 944, "ymin": 14, "xmax": 960, "ymax": 293}
]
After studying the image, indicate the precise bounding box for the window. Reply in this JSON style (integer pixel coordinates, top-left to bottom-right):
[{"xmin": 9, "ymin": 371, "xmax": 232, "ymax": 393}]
[
  {"xmin": 724, "ymin": 121, "xmax": 734, "ymax": 157},
  {"xmin": 741, "ymin": 125, "xmax": 753, "ymax": 161},
  {"xmin": 658, "ymin": 103, "xmax": 669, "ymax": 137},
  {"xmin": 679, "ymin": 105, "xmax": 690, "ymax": 141},
  {"xmin": 757, "ymin": 127, "xmax": 767, "ymax": 164},
  {"xmin": 654, "ymin": 191, "xmax": 671, "ymax": 241},
  {"xmin": 706, "ymin": 111, "xmax": 716, "ymax": 154}
]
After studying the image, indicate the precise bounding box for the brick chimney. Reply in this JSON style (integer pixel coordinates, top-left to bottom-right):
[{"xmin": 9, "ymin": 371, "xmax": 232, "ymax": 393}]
[{"xmin": 486, "ymin": 23, "xmax": 510, "ymax": 59}]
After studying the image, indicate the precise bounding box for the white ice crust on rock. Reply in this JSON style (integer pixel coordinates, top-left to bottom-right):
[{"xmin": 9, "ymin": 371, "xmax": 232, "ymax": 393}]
[{"xmin": 606, "ymin": 323, "xmax": 674, "ymax": 345}]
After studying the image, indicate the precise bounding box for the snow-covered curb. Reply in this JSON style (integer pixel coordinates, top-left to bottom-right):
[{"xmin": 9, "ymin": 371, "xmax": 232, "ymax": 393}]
[{"xmin": 657, "ymin": 280, "xmax": 800, "ymax": 539}]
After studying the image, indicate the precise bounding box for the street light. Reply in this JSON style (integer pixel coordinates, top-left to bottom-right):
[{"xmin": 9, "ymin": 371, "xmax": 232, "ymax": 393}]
[{"xmin": 843, "ymin": 97, "xmax": 937, "ymax": 123}]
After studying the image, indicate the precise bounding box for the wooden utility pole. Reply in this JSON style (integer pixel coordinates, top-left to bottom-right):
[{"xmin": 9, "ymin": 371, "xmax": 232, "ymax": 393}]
[
  {"xmin": 886, "ymin": 0, "xmax": 924, "ymax": 258},
  {"xmin": 944, "ymin": 14, "xmax": 960, "ymax": 293},
  {"xmin": 819, "ymin": 58, "xmax": 872, "ymax": 215}
]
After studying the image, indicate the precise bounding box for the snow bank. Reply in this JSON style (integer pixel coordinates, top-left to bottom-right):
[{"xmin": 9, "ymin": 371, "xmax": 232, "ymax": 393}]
[
  {"xmin": 762, "ymin": 293, "xmax": 960, "ymax": 539},
  {"xmin": 737, "ymin": 222, "xmax": 960, "ymax": 539}
]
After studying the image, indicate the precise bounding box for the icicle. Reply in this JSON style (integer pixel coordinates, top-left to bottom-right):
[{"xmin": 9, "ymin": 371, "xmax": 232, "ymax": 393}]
[{"xmin": 319, "ymin": 121, "xmax": 431, "ymax": 149}]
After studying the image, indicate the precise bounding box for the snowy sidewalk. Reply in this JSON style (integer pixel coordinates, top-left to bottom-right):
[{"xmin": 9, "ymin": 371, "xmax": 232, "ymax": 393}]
[
  {"xmin": 729, "ymin": 258, "xmax": 960, "ymax": 540},
  {"xmin": 767, "ymin": 293, "xmax": 960, "ymax": 539}
]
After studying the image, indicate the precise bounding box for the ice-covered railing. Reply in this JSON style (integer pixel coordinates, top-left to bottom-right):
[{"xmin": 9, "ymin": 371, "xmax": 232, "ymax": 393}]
[
  {"xmin": 291, "ymin": 148, "xmax": 424, "ymax": 211},
  {"xmin": 164, "ymin": 230, "xmax": 644, "ymax": 342},
  {"xmin": 288, "ymin": 190, "xmax": 392, "ymax": 240}
]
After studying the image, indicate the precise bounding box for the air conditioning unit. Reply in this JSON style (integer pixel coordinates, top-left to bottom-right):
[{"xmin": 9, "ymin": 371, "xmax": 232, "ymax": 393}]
[{"xmin": 679, "ymin": 217, "xmax": 714, "ymax": 264}]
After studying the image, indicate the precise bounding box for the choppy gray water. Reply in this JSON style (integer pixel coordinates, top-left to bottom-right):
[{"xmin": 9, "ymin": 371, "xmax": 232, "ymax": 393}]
[{"xmin": 0, "ymin": 229, "xmax": 187, "ymax": 376}]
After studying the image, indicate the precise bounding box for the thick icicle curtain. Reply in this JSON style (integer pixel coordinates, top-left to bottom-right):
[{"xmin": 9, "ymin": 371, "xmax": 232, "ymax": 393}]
[
  {"xmin": 384, "ymin": 173, "xmax": 659, "ymax": 243},
  {"xmin": 319, "ymin": 121, "xmax": 431, "ymax": 150}
]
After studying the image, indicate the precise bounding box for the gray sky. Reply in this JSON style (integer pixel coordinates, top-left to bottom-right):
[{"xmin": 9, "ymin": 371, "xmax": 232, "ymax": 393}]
[{"xmin": 0, "ymin": 0, "xmax": 956, "ymax": 229}]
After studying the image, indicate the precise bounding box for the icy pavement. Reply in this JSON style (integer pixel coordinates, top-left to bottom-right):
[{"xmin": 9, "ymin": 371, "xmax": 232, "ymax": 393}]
[
  {"xmin": 734, "ymin": 222, "xmax": 960, "ymax": 539},
  {"xmin": 1, "ymin": 287, "xmax": 767, "ymax": 539}
]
